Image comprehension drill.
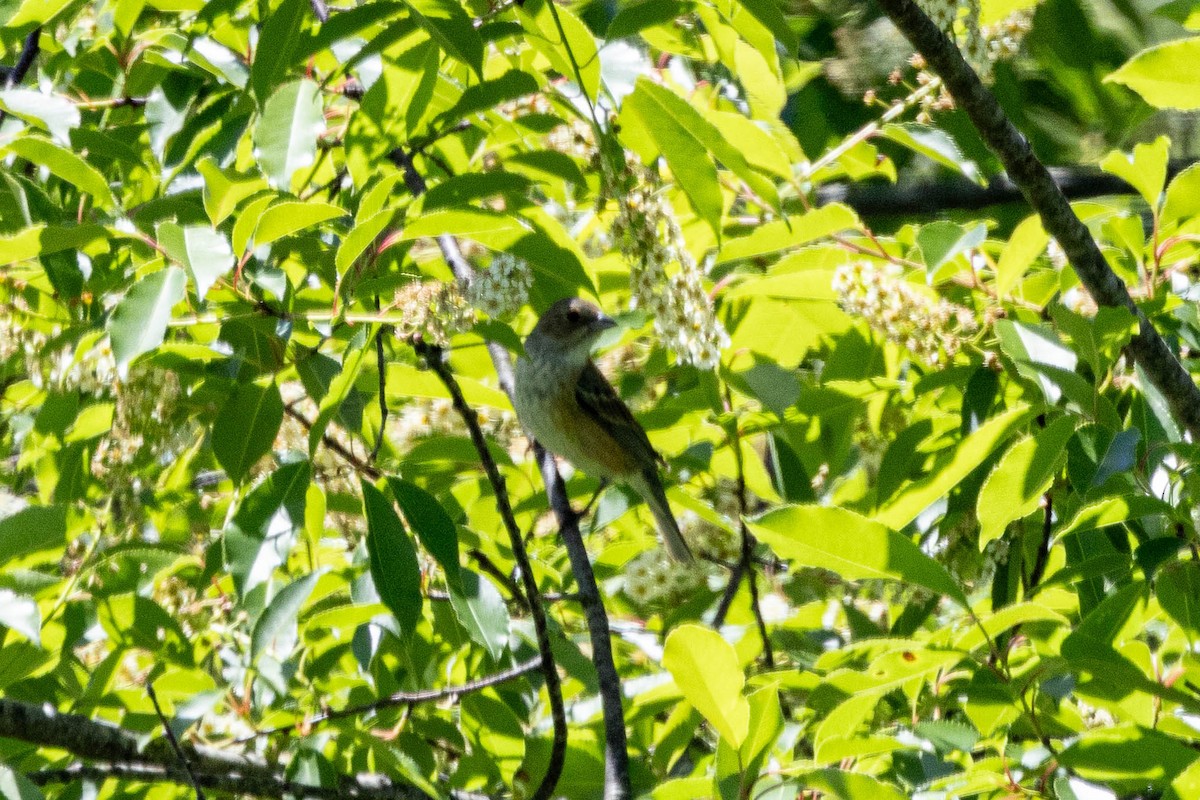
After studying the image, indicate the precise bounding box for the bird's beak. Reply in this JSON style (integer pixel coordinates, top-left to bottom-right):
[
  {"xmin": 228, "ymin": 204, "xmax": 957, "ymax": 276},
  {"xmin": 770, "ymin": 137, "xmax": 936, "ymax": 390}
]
[{"xmin": 589, "ymin": 314, "xmax": 618, "ymax": 334}]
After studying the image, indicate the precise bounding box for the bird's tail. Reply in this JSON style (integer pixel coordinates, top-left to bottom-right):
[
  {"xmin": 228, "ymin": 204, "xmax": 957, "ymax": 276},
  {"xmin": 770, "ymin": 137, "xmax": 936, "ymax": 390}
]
[{"xmin": 631, "ymin": 468, "xmax": 694, "ymax": 563}]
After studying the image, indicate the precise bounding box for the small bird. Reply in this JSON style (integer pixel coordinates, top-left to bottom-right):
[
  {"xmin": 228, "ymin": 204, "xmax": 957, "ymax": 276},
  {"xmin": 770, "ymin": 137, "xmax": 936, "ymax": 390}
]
[{"xmin": 513, "ymin": 297, "xmax": 694, "ymax": 562}]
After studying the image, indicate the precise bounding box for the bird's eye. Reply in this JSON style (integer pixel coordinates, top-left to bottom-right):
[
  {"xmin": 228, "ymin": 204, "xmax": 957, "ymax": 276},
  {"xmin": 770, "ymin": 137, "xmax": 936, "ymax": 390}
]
[{"xmin": 566, "ymin": 308, "xmax": 581, "ymax": 324}]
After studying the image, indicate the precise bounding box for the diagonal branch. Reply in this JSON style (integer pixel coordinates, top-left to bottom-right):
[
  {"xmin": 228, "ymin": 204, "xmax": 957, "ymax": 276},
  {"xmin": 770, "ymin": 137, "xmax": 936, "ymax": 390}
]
[
  {"xmin": 244, "ymin": 656, "xmax": 543, "ymax": 739},
  {"xmin": 0, "ymin": 697, "xmax": 436, "ymax": 800},
  {"xmin": 873, "ymin": 0, "xmax": 1200, "ymax": 439},
  {"xmin": 391, "ymin": 144, "xmax": 632, "ymax": 800},
  {"xmin": 412, "ymin": 339, "xmax": 567, "ymax": 800}
]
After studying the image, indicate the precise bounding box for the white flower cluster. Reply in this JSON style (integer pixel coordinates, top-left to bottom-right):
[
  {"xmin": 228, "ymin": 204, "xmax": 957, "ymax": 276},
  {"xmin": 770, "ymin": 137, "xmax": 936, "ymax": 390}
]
[
  {"xmin": 623, "ymin": 548, "xmax": 704, "ymax": 608},
  {"xmin": 394, "ymin": 280, "xmax": 474, "ymax": 347},
  {"xmin": 467, "ymin": 254, "xmax": 532, "ymax": 320},
  {"xmin": 393, "ymin": 397, "xmax": 517, "ymax": 445},
  {"xmin": 611, "ymin": 179, "xmax": 730, "ymax": 370},
  {"xmin": 914, "ymin": 0, "xmax": 1019, "ymax": 81},
  {"xmin": 45, "ymin": 338, "xmax": 119, "ymax": 394},
  {"xmin": 833, "ymin": 261, "xmax": 978, "ymax": 366}
]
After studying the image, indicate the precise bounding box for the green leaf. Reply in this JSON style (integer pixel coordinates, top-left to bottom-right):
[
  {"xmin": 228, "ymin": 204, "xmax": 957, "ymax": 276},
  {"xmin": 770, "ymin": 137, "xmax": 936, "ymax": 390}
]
[
  {"xmin": 156, "ymin": 222, "xmax": 235, "ymax": 298},
  {"xmin": 718, "ymin": 204, "xmax": 859, "ymax": 263},
  {"xmin": 917, "ymin": 221, "xmax": 986, "ymax": 274},
  {"xmin": 253, "ymin": 201, "xmax": 345, "ymax": 248},
  {"xmin": 994, "ymin": 215, "xmax": 1048, "ymax": 298},
  {"xmin": 250, "ymin": 0, "xmax": 309, "ymax": 101},
  {"xmin": 1156, "ymin": 561, "xmax": 1200, "ymax": 640},
  {"xmin": 433, "ymin": 69, "xmax": 539, "ymax": 129},
  {"xmin": 995, "ymin": 320, "xmax": 1078, "ymax": 404},
  {"xmin": 335, "ymin": 208, "xmax": 394, "ymax": 274},
  {"xmin": 7, "ymin": 0, "xmax": 80, "ymax": 27},
  {"xmin": 1106, "ymin": 37, "xmax": 1200, "ymax": 110},
  {"xmin": 618, "ymin": 81, "xmax": 721, "ymax": 238},
  {"xmin": 254, "ymin": 79, "xmax": 325, "ymax": 191},
  {"xmin": 400, "ymin": 208, "xmax": 529, "ymax": 243},
  {"xmin": 799, "ymin": 769, "xmax": 906, "ymax": 800},
  {"xmin": 343, "ymin": 39, "xmax": 439, "ymax": 187},
  {"xmin": 232, "ymin": 194, "xmax": 279, "ymax": 255},
  {"xmin": 739, "ymin": 686, "xmax": 783, "ymax": 766},
  {"xmin": 0, "ymin": 89, "xmax": 80, "ymax": 144},
  {"xmin": 1058, "ymin": 724, "xmax": 1198, "ymax": 792},
  {"xmin": 224, "ymin": 461, "xmax": 311, "ymax": 594},
  {"xmin": 1163, "ymin": 163, "xmax": 1200, "ymax": 224},
  {"xmin": 251, "ymin": 571, "xmax": 321, "ymax": 662},
  {"xmin": 107, "ymin": 266, "xmax": 187, "ymax": 372},
  {"xmin": 748, "ymin": 505, "xmax": 969, "ymax": 608},
  {"xmin": 362, "ymin": 480, "xmax": 423, "ymax": 641},
  {"xmin": 880, "ymin": 123, "xmax": 982, "ymax": 184},
  {"xmin": 4, "ymin": 137, "xmax": 116, "ymax": 210},
  {"xmin": 405, "ymin": 0, "xmax": 482, "ymax": 75},
  {"xmin": 448, "ymin": 570, "xmax": 509, "ymax": 661},
  {"xmin": 0, "ymin": 590, "xmax": 41, "ymax": 645},
  {"xmin": 1055, "ymin": 494, "xmax": 1171, "ymax": 540},
  {"xmin": 607, "ymin": 0, "xmax": 685, "ymax": 39},
  {"xmin": 0, "ymin": 764, "xmax": 46, "ymax": 800},
  {"xmin": 388, "ymin": 478, "xmax": 461, "ymax": 588},
  {"xmin": 976, "ymin": 416, "xmax": 1075, "ymax": 550},
  {"xmin": 0, "ymin": 505, "xmax": 66, "ymax": 567},
  {"xmin": 197, "ymin": 158, "xmax": 270, "ymax": 226},
  {"xmin": 0, "ymin": 224, "xmax": 108, "ymax": 266},
  {"xmin": 874, "ymin": 405, "xmax": 1033, "ymax": 531},
  {"xmin": 308, "ymin": 335, "xmax": 371, "ymax": 456},
  {"xmin": 662, "ymin": 625, "xmax": 749, "ymax": 747},
  {"xmin": 620, "ymin": 78, "xmax": 780, "ymax": 218},
  {"xmin": 517, "ymin": 0, "xmax": 600, "ymax": 100},
  {"xmin": 1100, "ymin": 135, "xmax": 1170, "ymax": 208},
  {"xmin": 212, "ymin": 379, "xmax": 283, "ymax": 485}
]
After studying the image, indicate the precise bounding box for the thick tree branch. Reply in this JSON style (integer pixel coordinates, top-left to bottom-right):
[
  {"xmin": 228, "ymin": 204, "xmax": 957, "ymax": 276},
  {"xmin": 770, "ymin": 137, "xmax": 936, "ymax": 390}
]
[
  {"xmin": 391, "ymin": 144, "xmax": 632, "ymax": 800},
  {"xmin": 3, "ymin": 28, "xmax": 40, "ymax": 89},
  {"xmin": 0, "ymin": 698, "xmax": 434, "ymax": 800},
  {"xmin": 413, "ymin": 339, "xmax": 567, "ymax": 800},
  {"xmin": 874, "ymin": 0, "xmax": 1200, "ymax": 439},
  {"xmin": 816, "ymin": 159, "xmax": 1199, "ymax": 217}
]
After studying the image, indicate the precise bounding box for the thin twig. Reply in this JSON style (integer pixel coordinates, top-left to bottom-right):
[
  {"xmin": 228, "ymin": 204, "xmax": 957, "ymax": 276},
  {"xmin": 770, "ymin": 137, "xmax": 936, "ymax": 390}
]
[
  {"xmin": 875, "ymin": 0, "xmax": 1200, "ymax": 440},
  {"xmin": 371, "ymin": 296, "xmax": 389, "ymax": 462},
  {"xmin": 243, "ymin": 657, "xmax": 543, "ymax": 739},
  {"xmin": 283, "ymin": 403, "xmax": 381, "ymax": 479},
  {"xmin": 412, "ymin": 340, "xmax": 567, "ymax": 800},
  {"xmin": 722, "ymin": 384, "xmax": 774, "ymax": 667},
  {"xmin": 145, "ymin": 680, "xmax": 206, "ymax": 800},
  {"xmin": 308, "ymin": 0, "xmax": 329, "ymax": 22}
]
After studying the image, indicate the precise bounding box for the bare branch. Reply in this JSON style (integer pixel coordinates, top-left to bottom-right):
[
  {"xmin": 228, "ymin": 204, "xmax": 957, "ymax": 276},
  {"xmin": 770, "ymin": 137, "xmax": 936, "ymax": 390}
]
[
  {"xmin": 145, "ymin": 680, "xmax": 206, "ymax": 800},
  {"xmin": 874, "ymin": 0, "xmax": 1200, "ymax": 439},
  {"xmin": 245, "ymin": 657, "xmax": 543, "ymax": 739}
]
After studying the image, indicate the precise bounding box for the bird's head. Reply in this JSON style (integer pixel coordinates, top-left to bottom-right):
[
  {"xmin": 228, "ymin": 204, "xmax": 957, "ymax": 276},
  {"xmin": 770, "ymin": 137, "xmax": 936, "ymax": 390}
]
[{"xmin": 525, "ymin": 297, "xmax": 617, "ymax": 365}]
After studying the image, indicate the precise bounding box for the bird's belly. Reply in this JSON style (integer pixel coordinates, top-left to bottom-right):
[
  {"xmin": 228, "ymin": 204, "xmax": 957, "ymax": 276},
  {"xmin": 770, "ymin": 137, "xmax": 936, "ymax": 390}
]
[{"xmin": 514, "ymin": 364, "xmax": 628, "ymax": 479}]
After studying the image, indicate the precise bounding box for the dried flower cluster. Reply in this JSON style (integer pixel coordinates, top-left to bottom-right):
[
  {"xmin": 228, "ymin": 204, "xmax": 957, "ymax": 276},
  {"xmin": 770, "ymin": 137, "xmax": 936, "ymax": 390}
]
[
  {"xmin": 912, "ymin": 0, "xmax": 1030, "ymax": 82},
  {"xmin": 466, "ymin": 253, "xmax": 533, "ymax": 320},
  {"xmin": 610, "ymin": 172, "xmax": 730, "ymax": 370},
  {"xmin": 623, "ymin": 547, "xmax": 703, "ymax": 607},
  {"xmin": 394, "ymin": 280, "xmax": 474, "ymax": 347},
  {"xmin": 679, "ymin": 511, "xmax": 740, "ymax": 563},
  {"xmin": 833, "ymin": 261, "xmax": 978, "ymax": 366}
]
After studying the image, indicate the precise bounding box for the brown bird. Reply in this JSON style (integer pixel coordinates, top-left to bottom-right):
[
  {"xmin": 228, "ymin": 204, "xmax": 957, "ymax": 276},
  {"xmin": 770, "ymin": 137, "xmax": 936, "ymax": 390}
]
[{"xmin": 513, "ymin": 297, "xmax": 694, "ymax": 562}]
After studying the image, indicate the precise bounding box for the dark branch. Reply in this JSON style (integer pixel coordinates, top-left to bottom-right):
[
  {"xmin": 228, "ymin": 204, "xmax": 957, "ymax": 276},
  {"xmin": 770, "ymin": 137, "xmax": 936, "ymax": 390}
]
[
  {"xmin": 391, "ymin": 143, "xmax": 631, "ymax": 800},
  {"xmin": 4, "ymin": 28, "xmax": 40, "ymax": 89},
  {"xmin": 146, "ymin": 680, "xmax": 206, "ymax": 800},
  {"xmin": 874, "ymin": 0, "xmax": 1200, "ymax": 440},
  {"xmin": 283, "ymin": 403, "xmax": 381, "ymax": 479},
  {"xmin": 0, "ymin": 698, "xmax": 435, "ymax": 800},
  {"xmin": 245, "ymin": 657, "xmax": 543, "ymax": 738},
  {"xmin": 815, "ymin": 159, "xmax": 1199, "ymax": 217},
  {"xmin": 412, "ymin": 339, "xmax": 567, "ymax": 800}
]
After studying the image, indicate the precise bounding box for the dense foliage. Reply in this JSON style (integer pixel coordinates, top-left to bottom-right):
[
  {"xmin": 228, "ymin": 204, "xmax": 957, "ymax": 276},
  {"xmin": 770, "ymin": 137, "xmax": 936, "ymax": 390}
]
[{"xmin": 2, "ymin": 0, "xmax": 1200, "ymax": 798}]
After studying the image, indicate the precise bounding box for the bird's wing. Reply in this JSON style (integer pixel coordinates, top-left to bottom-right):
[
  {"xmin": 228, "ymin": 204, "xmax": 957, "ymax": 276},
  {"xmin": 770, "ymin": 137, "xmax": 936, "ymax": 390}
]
[{"xmin": 574, "ymin": 360, "xmax": 664, "ymax": 468}]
